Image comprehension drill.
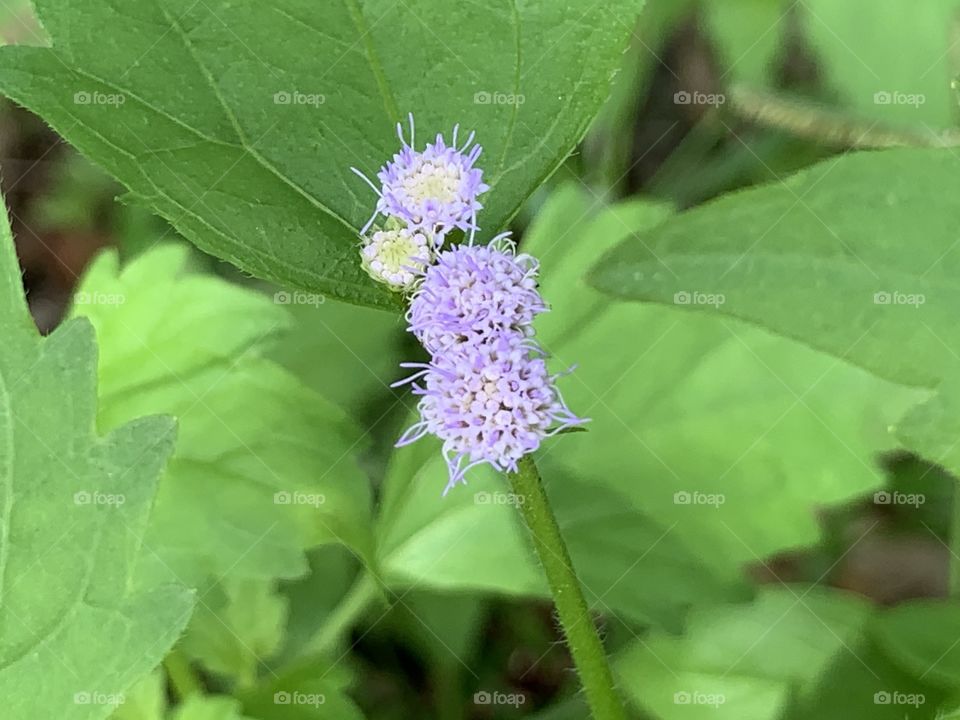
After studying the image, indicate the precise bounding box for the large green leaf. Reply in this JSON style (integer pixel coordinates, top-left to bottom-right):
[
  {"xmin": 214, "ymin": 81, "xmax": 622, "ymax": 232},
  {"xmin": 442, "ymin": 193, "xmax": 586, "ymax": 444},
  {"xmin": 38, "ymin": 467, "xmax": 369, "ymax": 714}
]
[
  {"xmin": 71, "ymin": 245, "xmax": 373, "ymax": 589},
  {"xmin": 589, "ymin": 149, "xmax": 960, "ymax": 389},
  {"xmin": 0, "ymin": 210, "xmax": 193, "ymax": 717},
  {"xmin": 69, "ymin": 246, "xmax": 374, "ymax": 687},
  {"xmin": 588, "ymin": 149, "xmax": 957, "ymax": 474},
  {"xmin": 0, "ymin": 0, "xmax": 644, "ymax": 309}
]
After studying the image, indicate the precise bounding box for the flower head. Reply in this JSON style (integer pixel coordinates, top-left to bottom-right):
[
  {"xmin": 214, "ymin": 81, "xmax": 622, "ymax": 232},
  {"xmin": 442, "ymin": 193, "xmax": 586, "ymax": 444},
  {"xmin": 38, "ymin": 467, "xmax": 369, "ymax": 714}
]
[
  {"xmin": 361, "ymin": 226, "xmax": 432, "ymax": 291},
  {"xmin": 407, "ymin": 233, "xmax": 547, "ymax": 354},
  {"xmin": 395, "ymin": 334, "xmax": 586, "ymax": 493},
  {"xmin": 353, "ymin": 115, "xmax": 489, "ymax": 242}
]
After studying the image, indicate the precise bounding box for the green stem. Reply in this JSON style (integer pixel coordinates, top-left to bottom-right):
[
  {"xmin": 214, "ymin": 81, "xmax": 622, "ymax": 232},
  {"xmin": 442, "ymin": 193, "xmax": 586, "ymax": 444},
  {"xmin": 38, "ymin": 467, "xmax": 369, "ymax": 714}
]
[
  {"xmin": 507, "ymin": 456, "xmax": 628, "ymax": 720},
  {"xmin": 729, "ymin": 85, "xmax": 960, "ymax": 148},
  {"xmin": 164, "ymin": 648, "xmax": 203, "ymax": 702}
]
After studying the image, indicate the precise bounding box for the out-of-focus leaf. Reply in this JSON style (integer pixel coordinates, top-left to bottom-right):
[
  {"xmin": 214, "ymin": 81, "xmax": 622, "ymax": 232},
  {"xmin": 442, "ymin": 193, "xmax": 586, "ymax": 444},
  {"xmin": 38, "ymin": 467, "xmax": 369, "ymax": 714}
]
[
  {"xmin": 0, "ymin": 201, "xmax": 193, "ymax": 719},
  {"xmin": 0, "ymin": 0, "xmax": 646, "ymax": 308}
]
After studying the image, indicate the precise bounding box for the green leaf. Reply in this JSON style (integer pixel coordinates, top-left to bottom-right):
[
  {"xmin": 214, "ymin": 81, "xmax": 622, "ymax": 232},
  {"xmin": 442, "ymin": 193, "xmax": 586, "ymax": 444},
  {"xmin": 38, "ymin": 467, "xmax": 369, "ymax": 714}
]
[
  {"xmin": 616, "ymin": 588, "xmax": 870, "ymax": 719},
  {"xmin": 872, "ymin": 601, "xmax": 960, "ymax": 690},
  {"xmin": 71, "ymin": 245, "xmax": 374, "ymax": 591},
  {"xmin": 169, "ymin": 696, "xmax": 254, "ymax": 720},
  {"xmin": 181, "ymin": 578, "xmax": 287, "ymax": 686},
  {"xmin": 896, "ymin": 379, "xmax": 960, "ymax": 477},
  {"xmin": 110, "ymin": 673, "xmax": 165, "ymax": 720},
  {"xmin": 588, "ymin": 149, "xmax": 959, "ymax": 475},
  {"xmin": 704, "ymin": 0, "xmax": 786, "ymax": 87},
  {"xmin": 589, "ymin": 149, "xmax": 960, "ymax": 390},
  {"xmin": 801, "ymin": 0, "xmax": 958, "ymax": 128},
  {"xmin": 275, "ymin": 546, "xmax": 359, "ymax": 665},
  {"xmin": 533, "ymin": 184, "xmax": 917, "ymax": 583},
  {"xmin": 787, "ymin": 635, "xmax": 945, "ymax": 720},
  {"xmin": 376, "ymin": 434, "xmax": 732, "ymax": 630},
  {"xmin": 239, "ymin": 674, "xmax": 366, "ymax": 720},
  {"xmin": 267, "ymin": 299, "xmax": 405, "ymax": 417},
  {"xmin": 0, "ymin": 208, "xmax": 194, "ymax": 717},
  {"xmin": 616, "ymin": 587, "xmax": 948, "ymax": 720},
  {"xmin": 0, "ymin": 0, "xmax": 645, "ymax": 309}
]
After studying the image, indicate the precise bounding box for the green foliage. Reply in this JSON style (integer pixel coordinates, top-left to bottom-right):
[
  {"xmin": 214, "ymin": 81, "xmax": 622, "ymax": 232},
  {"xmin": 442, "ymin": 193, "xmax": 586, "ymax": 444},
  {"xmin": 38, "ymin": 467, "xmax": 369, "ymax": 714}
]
[
  {"xmin": 801, "ymin": 0, "xmax": 959, "ymax": 127},
  {"xmin": 376, "ymin": 184, "xmax": 915, "ymax": 634},
  {"xmin": 170, "ymin": 697, "xmax": 254, "ymax": 720},
  {"xmin": 0, "ymin": 0, "xmax": 645, "ymax": 309},
  {"xmin": 72, "ymin": 246, "xmax": 374, "ymax": 583},
  {"xmin": 616, "ymin": 588, "xmax": 870, "ymax": 719},
  {"xmin": 873, "ymin": 601, "xmax": 960, "ymax": 689},
  {"xmin": 704, "ymin": 0, "xmax": 786, "ymax": 86},
  {"xmin": 68, "ymin": 245, "xmax": 375, "ymax": 687},
  {"xmin": 5, "ymin": 1, "xmax": 960, "ymax": 717},
  {"xmin": 0, "ymin": 209, "xmax": 194, "ymax": 718},
  {"xmin": 617, "ymin": 587, "xmax": 952, "ymax": 719},
  {"xmin": 267, "ymin": 300, "xmax": 405, "ymax": 417},
  {"xmin": 589, "ymin": 149, "xmax": 959, "ymax": 480}
]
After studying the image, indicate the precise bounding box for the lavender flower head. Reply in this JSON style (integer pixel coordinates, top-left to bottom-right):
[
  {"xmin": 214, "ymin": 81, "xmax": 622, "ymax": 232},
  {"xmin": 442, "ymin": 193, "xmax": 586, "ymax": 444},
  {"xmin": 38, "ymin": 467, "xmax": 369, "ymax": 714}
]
[
  {"xmin": 396, "ymin": 335, "xmax": 586, "ymax": 493},
  {"xmin": 354, "ymin": 114, "xmax": 489, "ymax": 242},
  {"xmin": 353, "ymin": 117, "xmax": 587, "ymax": 492},
  {"xmin": 360, "ymin": 226, "xmax": 432, "ymax": 291},
  {"xmin": 407, "ymin": 233, "xmax": 547, "ymax": 353}
]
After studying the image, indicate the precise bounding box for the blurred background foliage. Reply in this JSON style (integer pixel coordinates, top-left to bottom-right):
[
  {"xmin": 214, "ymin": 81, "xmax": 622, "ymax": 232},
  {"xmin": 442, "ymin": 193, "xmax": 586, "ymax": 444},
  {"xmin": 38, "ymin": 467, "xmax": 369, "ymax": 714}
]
[{"xmin": 2, "ymin": 0, "xmax": 960, "ymax": 718}]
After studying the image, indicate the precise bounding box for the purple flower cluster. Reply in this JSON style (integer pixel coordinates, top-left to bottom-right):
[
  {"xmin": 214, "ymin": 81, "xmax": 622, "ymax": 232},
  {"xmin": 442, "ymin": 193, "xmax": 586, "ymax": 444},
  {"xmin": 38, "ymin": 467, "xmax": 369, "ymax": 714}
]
[
  {"xmin": 353, "ymin": 115, "xmax": 490, "ymax": 291},
  {"xmin": 356, "ymin": 116, "xmax": 585, "ymax": 493},
  {"xmin": 397, "ymin": 234, "xmax": 586, "ymax": 493},
  {"xmin": 406, "ymin": 236, "xmax": 546, "ymax": 354}
]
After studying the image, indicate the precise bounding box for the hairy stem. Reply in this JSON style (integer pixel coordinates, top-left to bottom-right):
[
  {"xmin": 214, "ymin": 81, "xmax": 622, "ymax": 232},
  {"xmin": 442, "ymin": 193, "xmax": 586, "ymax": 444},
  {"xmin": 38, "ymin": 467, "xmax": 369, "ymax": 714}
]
[{"xmin": 507, "ymin": 455, "xmax": 627, "ymax": 720}]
